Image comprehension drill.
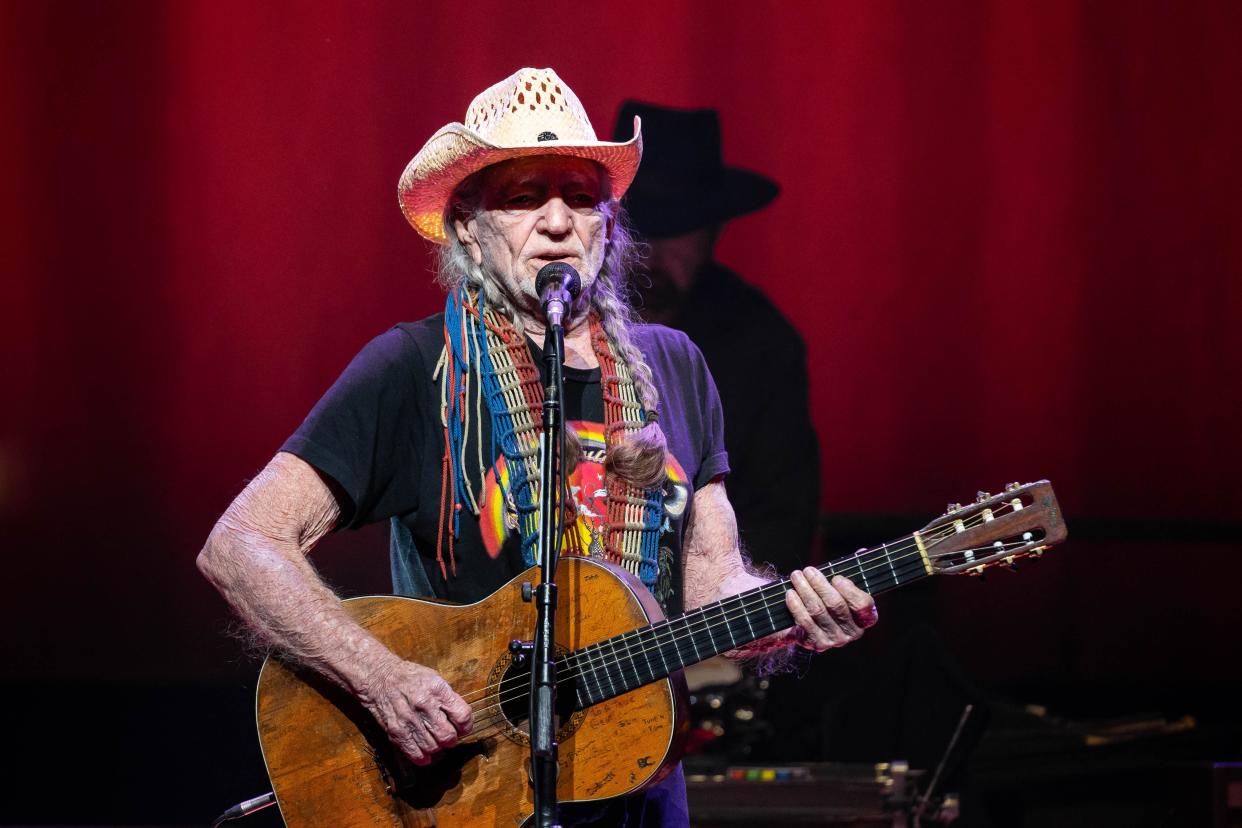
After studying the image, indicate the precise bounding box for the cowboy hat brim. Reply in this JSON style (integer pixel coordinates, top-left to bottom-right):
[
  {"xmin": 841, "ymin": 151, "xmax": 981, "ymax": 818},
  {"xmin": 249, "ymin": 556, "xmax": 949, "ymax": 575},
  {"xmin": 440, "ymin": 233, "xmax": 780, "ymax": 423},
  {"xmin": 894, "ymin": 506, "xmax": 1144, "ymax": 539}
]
[{"xmin": 399, "ymin": 117, "xmax": 643, "ymax": 244}]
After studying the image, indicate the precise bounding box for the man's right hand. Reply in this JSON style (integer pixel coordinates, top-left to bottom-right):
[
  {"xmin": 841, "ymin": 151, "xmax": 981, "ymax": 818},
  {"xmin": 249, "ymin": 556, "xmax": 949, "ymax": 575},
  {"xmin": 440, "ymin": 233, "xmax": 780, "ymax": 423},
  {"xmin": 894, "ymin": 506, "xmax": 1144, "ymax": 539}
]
[{"xmin": 359, "ymin": 658, "xmax": 474, "ymax": 765}]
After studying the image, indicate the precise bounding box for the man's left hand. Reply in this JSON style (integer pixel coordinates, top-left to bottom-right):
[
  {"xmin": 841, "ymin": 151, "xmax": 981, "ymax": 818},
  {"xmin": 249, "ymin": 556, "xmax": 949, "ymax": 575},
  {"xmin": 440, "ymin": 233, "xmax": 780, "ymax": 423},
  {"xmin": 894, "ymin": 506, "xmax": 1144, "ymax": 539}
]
[{"xmin": 785, "ymin": 566, "xmax": 878, "ymax": 651}]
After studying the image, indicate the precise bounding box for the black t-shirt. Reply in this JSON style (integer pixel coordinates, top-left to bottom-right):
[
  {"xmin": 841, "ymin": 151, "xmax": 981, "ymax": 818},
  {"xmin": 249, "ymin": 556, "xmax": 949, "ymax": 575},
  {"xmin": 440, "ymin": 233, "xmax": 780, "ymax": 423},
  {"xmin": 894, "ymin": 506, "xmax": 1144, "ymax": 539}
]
[{"xmin": 281, "ymin": 314, "xmax": 729, "ymax": 615}]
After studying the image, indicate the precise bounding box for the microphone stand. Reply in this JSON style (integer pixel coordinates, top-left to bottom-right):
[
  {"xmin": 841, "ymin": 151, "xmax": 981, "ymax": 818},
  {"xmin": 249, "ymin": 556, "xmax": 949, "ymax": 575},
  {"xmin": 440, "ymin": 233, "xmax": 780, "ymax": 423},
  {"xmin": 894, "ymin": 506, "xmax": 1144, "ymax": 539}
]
[{"xmin": 530, "ymin": 298, "xmax": 568, "ymax": 828}]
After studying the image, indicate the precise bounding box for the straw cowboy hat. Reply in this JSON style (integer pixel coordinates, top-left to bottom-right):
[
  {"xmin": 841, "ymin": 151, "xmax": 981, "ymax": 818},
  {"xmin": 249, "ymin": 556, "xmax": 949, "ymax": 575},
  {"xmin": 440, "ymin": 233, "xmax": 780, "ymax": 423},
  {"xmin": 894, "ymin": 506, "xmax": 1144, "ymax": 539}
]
[
  {"xmin": 611, "ymin": 102, "xmax": 778, "ymax": 239},
  {"xmin": 398, "ymin": 68, "xmax": 643, "ymax": 244}
]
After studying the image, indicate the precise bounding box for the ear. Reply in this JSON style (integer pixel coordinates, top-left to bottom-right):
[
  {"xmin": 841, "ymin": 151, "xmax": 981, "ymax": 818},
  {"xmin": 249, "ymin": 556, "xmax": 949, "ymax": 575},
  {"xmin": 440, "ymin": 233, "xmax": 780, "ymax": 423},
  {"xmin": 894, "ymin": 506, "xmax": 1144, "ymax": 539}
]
[{"xmin": 453, "ymin": 216, "xmax": 484, "ymax": 266}]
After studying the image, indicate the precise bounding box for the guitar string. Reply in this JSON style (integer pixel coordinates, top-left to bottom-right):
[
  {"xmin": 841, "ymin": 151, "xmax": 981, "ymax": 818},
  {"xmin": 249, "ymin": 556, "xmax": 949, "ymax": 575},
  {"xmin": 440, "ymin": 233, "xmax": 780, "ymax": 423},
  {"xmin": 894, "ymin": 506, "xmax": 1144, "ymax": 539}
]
[
  {"xmin": 545, "ymin": 498, "xmax": 1033, "ymax": 689},
  {"xmin": 459, "ymin": 554, "xmax": 943, "ymax": 742},
  {"xmin": 460, "ymin": 527, "xmax": 1038, "ymax": 739},
  {"xmin": 461, "ymin": 538, "xmax": 1040, "ymax": 743},
  {"xmin": 452, "ymin": 500, "xmax": 1027, "ymax": 712},
  {"xmin": 456, "ymin": 504, "xmax": 1027, "ymax": 724},
  {"xmin": 458, "ymin": 531, "xmax": 931, "ymax": 713},
  {"xmin": 458, "ymin": 507, "xmax": 1036, "ymax": 723},
  {"xmin": 453, "ymin": 498, "xmax": 1022, "ymax": 711}
]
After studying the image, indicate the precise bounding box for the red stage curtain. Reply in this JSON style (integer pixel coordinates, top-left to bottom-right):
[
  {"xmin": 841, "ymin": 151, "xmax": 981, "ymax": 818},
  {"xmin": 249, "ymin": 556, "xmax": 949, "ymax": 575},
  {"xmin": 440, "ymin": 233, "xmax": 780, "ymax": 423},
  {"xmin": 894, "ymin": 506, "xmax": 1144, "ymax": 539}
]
[{"xmin": 2, "ymin": 1, "xmax": 1239, "ymax": 679}]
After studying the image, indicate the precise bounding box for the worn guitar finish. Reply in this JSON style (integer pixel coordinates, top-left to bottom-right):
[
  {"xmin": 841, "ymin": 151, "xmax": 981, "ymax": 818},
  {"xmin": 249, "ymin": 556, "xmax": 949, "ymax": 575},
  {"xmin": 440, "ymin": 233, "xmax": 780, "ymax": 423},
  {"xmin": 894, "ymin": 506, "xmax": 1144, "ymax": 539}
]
[
  {"xmin": 257, "ymin": 557, "xmax": 689, "ymax": 827},
  {"xmin": 256, "ymin": 481, "xmax": 1066, "ymax": 827}
]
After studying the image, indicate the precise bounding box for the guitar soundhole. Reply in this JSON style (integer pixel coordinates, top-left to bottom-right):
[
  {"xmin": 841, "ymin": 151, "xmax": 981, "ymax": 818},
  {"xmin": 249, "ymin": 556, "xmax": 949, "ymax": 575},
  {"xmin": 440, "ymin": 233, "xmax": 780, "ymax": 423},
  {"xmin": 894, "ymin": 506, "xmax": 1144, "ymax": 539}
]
[{"xmin": 489, "ymin": 647, "xmax": 587, "ymax": 746}]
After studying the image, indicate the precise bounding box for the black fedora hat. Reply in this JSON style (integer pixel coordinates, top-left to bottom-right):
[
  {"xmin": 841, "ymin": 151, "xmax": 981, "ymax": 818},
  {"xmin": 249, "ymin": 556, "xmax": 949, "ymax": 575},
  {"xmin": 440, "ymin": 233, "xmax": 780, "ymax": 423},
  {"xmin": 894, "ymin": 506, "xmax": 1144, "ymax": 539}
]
[{"xmin": 612, "ymin": 101, "xmax": 779, "ymax": 239}]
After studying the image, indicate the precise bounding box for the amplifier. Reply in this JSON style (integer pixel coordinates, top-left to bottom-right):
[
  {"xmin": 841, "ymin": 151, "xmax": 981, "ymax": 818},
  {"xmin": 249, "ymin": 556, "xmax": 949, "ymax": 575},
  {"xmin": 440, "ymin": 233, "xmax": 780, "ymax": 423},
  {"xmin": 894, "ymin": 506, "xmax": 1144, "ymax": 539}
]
[{"xmin": 686, "ymin": 761, "xmax": 938, "ymax": 827}]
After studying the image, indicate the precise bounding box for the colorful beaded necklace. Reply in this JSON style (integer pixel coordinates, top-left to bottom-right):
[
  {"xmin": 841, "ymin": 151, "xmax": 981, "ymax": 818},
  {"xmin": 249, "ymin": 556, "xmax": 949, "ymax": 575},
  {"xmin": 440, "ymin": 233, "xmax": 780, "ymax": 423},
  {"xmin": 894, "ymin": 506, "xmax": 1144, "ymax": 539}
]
[{"xmin": 435, "ymin": 285, "xmax": 664, "ymax": 587}]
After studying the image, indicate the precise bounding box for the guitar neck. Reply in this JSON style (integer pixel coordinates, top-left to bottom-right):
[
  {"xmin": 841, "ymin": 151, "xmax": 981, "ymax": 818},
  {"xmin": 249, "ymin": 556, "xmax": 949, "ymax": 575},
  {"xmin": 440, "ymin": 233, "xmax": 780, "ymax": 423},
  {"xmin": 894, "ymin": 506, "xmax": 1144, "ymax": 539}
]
[{"xmin": 566, "ymin": 534, "xmax": 932, "ymax": 709}]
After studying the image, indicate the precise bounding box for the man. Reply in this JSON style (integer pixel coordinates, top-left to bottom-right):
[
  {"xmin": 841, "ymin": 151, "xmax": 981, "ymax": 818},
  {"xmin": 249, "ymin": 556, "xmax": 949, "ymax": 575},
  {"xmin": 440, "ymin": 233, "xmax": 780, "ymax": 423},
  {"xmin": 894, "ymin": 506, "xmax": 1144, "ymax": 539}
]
[
  {"xmin": 197, "ymin": 68, "xmax": 877, "ymax": 825},
  {"xmin": 613, "ymin": 102, "xmax": 819, "ymax": 577}
]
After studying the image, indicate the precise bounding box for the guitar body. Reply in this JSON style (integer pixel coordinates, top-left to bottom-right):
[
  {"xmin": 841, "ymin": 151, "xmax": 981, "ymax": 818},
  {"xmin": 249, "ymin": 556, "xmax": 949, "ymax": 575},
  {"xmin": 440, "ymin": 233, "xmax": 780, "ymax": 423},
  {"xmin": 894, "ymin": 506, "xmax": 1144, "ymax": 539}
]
[{"xmin": 256, "ymin": 557, "xmax": 690, "ymax": 827}]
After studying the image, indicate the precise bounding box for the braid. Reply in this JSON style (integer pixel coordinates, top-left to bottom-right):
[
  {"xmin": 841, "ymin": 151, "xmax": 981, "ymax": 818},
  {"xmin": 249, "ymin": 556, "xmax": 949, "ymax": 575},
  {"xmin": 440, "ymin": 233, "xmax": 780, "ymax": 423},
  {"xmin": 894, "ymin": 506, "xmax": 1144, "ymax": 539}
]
[
  {"xmin": 589, "ymin": 210, "xmax": 670, "ymax": 491},
  {"xmin": 589, "ymin": 249, "xmax": 659, "ymax": 413}
]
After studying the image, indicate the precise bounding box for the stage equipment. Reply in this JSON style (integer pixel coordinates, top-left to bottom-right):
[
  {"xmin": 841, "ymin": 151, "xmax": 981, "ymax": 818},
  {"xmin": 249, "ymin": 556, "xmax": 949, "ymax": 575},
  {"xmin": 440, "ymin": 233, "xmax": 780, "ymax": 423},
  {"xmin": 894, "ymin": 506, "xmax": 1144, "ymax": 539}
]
[
  {"xmin": 685, "ymin": 761, "xmax": 946, "ymax": 826},
  {"xmin": 527, "ymin": 261, "xmax": 581, "ymax": 828}
]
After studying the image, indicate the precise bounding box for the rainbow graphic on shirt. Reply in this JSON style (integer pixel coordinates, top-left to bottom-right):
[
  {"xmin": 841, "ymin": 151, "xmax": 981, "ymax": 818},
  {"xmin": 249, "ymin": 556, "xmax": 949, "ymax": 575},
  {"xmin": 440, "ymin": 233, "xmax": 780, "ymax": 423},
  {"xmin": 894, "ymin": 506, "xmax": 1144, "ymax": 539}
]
[{"xmin": 478, "ymin": 420, "xmax": 689, "ymax": 561}]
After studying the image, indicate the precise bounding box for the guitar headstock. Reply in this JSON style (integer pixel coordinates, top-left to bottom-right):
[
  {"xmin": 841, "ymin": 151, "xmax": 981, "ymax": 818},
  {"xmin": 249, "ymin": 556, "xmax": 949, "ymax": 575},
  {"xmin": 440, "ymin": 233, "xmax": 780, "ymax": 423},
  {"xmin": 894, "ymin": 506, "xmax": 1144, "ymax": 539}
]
[{"xmin": 916, "ymin": 480, "xmax": 1066, "ymax": 575}]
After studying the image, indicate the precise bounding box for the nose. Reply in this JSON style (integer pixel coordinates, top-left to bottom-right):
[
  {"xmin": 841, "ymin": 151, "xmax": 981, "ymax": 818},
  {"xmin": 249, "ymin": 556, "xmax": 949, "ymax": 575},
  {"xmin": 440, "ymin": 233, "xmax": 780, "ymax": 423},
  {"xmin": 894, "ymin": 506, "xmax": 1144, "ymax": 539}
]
[{"xmin": 536, "ymin": 197, "xmax": 573, "ymax": 237}]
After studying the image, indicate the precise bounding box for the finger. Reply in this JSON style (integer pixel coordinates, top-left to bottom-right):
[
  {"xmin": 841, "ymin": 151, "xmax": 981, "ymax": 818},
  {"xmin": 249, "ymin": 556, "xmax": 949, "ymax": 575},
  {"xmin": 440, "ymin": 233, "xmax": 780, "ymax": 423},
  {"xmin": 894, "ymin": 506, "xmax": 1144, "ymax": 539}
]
[
  {"xmin": 831, "ymin": 574, "xmax": 879, "ymax": 628},
  {"xmin": 426, "ymin": 676, "xmax": 472, "ymax": 736},
  {"xmin": 390, "ymin": 695, "xmax": 438, "ymax": 759},
  {"xmin": 798, "ymin": 568, "xmax": 860, "ymax": 640},
  {"xmin": 394, "ymin": 718, "xmax": 430, "ymax": 765},
  {"xmin": 444, "ymin": 692, "xmax": 474, "ymax": 736},
  {"xmin": 785, "ymin": 581, "xmax": 834, "ymax": 651},
  {"xmin": 420, "ymin": 708, "xmax": 459, "ymax": 749},
  {"xmin": 403, "ymin": 743, "xmax": 431, "ymax": 765}
]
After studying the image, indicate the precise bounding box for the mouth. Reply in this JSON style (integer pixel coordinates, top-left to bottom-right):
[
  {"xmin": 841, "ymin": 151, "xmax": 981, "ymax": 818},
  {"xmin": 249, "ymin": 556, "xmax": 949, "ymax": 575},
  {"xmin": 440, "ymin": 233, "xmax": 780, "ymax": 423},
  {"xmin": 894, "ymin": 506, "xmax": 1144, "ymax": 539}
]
[{"xmin": 530, "ymin": 252, "xmax": 579, "ymax": 267}]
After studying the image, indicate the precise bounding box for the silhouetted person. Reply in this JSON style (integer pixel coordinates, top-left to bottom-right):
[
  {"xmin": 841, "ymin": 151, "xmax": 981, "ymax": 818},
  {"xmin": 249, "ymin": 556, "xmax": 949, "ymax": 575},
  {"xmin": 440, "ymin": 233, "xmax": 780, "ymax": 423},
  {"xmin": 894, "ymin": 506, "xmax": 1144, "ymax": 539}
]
[{"xmin": 614, "ymin": 102, "xmax": 819, "ymax": 575}]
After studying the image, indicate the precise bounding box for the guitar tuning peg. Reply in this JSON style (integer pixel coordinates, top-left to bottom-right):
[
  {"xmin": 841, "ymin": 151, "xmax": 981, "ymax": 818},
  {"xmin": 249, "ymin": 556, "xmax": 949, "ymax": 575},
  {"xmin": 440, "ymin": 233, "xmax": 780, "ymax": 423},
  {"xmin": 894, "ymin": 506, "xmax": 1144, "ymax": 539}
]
[
  {"xmin": 945, "ymin": 502, "xmax": 962, "ymax": 515},
  {"xmin": 1004, "ymin": 481, "xmax": 1021, "ymax": 492},
  {"xmin": 975, "ymin": 491, "xmax": 992, "ymax": 503}
]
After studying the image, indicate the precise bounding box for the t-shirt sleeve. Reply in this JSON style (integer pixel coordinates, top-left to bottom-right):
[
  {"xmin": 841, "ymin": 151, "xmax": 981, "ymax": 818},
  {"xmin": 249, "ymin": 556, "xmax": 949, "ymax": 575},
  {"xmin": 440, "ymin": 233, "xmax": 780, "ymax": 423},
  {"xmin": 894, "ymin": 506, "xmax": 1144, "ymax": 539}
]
[
  {"xmin": 280, "ymin": 327, "xmax": 426, "ymax": 529},
  {"xmin": 685, "ymin": 337, "xmax": 730, "ymax": 490}
]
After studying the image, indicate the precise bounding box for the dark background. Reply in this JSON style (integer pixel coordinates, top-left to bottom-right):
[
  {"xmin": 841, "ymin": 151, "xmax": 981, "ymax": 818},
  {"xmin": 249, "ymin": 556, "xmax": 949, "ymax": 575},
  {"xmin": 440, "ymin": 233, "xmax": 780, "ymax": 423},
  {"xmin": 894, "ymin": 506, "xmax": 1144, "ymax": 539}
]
[{"xmin": 2, "ymin": 1, "xmax": 1240, "ymax": 824}]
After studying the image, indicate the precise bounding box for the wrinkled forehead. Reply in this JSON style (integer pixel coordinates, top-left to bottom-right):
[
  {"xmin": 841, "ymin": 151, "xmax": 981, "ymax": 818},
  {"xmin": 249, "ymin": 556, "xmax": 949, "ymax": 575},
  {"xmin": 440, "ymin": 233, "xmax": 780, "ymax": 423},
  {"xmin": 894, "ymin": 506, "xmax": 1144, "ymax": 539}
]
[{"xmin": 479, "ymin": 155, "xmax": 610, "ymax": 194}]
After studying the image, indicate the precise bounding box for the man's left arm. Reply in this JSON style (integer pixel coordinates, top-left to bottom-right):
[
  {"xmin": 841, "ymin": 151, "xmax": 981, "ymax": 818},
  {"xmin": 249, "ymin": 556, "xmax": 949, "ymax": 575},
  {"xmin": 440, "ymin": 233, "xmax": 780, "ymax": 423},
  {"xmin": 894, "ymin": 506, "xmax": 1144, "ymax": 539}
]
[{"xmin": 683, "ymin": 479, "xmax": 879, "ymax": 655}]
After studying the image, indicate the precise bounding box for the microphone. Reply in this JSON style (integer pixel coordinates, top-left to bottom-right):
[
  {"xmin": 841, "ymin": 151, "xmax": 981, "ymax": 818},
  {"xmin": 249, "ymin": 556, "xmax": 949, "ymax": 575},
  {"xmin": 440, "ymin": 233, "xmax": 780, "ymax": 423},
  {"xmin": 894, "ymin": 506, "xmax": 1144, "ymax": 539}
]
[{"xmin": 535, "ymin": 262, "xmax": 581, "ymax": 328}]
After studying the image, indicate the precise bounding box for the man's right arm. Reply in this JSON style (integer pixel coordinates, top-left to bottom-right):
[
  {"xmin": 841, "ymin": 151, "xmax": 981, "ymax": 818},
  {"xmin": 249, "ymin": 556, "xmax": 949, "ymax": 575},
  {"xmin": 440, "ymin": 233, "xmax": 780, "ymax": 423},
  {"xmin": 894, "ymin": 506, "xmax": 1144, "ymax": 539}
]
[{"xmin": 196, "ymin": 451, "xmax": 471, "ymax": 765}]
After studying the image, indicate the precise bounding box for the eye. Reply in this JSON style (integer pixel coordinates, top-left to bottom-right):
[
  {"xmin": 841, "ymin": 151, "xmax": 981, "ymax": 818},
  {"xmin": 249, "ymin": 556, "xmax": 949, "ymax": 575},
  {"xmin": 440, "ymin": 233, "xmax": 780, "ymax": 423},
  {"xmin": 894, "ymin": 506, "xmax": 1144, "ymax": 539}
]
[
  {"xmin": 566, "ymin": 191, "xmax": 599, "ymax": 208},
  {"xmin": 505, "ymin": 193, "xmax": 536, "ymax": 208}
]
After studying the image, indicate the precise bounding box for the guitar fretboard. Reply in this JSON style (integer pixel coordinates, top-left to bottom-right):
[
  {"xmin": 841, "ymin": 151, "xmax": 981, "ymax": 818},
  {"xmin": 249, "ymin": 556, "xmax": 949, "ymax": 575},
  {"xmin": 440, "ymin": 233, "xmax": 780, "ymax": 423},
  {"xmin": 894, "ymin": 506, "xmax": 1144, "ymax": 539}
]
[{"xmin": 564, "ymin": 535, "xmax": 932, "ymax": 709}]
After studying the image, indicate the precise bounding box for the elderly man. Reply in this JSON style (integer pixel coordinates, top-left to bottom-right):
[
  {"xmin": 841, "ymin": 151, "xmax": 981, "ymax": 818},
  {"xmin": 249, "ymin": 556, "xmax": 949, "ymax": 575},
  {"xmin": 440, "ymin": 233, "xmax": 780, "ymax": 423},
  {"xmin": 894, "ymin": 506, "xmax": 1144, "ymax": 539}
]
[{"xmin": 197, "ymin": 68, "xmax": 877, "ymax": 825}]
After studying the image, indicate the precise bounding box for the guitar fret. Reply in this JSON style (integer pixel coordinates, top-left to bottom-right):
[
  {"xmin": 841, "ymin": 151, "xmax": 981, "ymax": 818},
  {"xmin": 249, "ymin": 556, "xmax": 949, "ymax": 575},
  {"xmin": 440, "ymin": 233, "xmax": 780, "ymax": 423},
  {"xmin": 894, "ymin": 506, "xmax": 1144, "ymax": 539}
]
[
  {"xmin": 722, "ymin": 600, "xmax": 739, "ymax": 649},
  {"xmin": 883, "ymin": 543, "xmax": 898, "ymax": 587},
  {"xmin": 582, "ymin": 644, "xmax": 605, "ymax": 705},
  {"xmin": 601, "ymin": 639, "xmax": 619, "ymax": 699},
  {"xmin": 763, "ymin": 584, "xmax": 777, "ymax": 634},
  {"xmin": 582, "ymin": 642, "xmax": 605, "ymax": 703},
  {"xmin": 654, "ymin": 623, "xmax": 672, "ymax": 676},
  {"xmin": 621, "ymin": 630, "xmax": 650, "ymax": 690},
  {"xmin": 715, "ymin": 603, "xmax": 730, "ymax": 655},
  {"xmin": 684, "ymin": 614, "xmax": 702, "ymax": 663},
  {"xmin": 754, "ymin": 594, "xmax": 772, "ymax": 637},
  {"xmin": 854, "ymin": 548, "xmax": 870, "ymax": 592},
  {"xmin": 679, "ymin": 614, "xmax": 695, "ymax": 664},
  {"xmin": 564, "ymin": 654, "xmax": 579, "ymax": 708},
  {"xmin": 611, "ymin": 630, "xmax": 630, "ymax": 695},
  {"xmin": 725, "ymin": 598, "xmax": 740, "ymax": 650},
  {"xmin": 635, "ymin": 629, "xmax": 656, "ymax": 686}
]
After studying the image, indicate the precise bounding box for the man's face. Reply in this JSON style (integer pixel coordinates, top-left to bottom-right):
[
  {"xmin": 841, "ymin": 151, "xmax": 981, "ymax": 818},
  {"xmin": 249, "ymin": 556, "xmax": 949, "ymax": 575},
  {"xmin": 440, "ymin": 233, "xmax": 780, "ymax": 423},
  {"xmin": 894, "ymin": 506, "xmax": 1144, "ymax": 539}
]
[
  {"xmin": 455, "ymin": 156, "xmax": 611, "ymax": 317},
  {"xmin": 636, "ymin": 226, "xmax": 717, "ymax": 325}
]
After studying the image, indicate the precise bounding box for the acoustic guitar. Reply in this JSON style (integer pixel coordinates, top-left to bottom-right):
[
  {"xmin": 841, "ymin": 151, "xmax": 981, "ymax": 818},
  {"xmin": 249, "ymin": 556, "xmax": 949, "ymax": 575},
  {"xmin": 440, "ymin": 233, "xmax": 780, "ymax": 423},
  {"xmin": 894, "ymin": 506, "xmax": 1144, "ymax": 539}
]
[{"xmin": 256, "ymin": 480, "xmax": 1066, "ymax": 827}]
